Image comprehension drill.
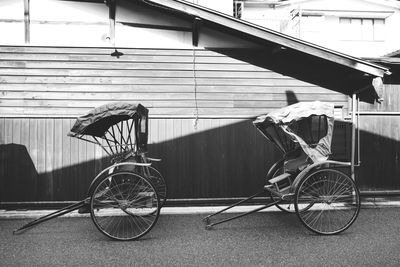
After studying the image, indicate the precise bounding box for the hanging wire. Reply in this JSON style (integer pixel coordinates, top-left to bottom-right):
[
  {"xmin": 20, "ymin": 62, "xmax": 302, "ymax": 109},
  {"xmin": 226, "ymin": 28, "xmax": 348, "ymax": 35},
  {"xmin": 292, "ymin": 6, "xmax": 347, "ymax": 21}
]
[{"xmin": 192, "ymin": 48, "xmax": 199, "ymax": 130}]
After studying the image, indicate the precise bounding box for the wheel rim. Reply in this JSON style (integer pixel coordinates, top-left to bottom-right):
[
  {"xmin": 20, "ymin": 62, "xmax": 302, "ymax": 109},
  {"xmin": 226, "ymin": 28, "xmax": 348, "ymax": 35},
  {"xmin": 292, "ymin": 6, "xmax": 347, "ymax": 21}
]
[
  {"xmin": 295, "ymin": 168, "xmax": 360, "ymax": 235},
  {"xmin": 90, "ymin": 171, "xmax": 160, "ymax": 241}
]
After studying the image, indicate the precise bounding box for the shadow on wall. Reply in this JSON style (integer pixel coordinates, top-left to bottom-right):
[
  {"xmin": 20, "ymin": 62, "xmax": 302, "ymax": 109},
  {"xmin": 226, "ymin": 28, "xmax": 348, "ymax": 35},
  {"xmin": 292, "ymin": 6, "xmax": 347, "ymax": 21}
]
[
  {"xmin": 0, "ymin": 102, "xmax": 399, "ymax": 203},
  {"xmin": 0, "ymin": 144, "xmax": 38, "ymax": 201},
  {"xmin": 0, "ymin": 116, "xmax": 368, "ymax": 203}
]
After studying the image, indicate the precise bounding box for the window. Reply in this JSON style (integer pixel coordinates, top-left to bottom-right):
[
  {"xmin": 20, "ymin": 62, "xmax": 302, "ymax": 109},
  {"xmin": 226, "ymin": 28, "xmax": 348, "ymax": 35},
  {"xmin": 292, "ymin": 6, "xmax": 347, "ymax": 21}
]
[
  {"xmin": 233, "ymin": 1, "xmax": 243, "ymax": 19},
  {"xmin": 340, "ymin": 17, "xmax": 385, "ymax": 41}
]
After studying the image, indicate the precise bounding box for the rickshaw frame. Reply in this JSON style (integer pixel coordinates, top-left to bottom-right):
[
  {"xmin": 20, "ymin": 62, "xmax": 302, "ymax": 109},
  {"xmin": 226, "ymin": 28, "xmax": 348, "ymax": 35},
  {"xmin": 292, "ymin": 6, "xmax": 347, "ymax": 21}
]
[{"xmin": 204, "ymin": 96, "xmax": 362, "ymax": 235}]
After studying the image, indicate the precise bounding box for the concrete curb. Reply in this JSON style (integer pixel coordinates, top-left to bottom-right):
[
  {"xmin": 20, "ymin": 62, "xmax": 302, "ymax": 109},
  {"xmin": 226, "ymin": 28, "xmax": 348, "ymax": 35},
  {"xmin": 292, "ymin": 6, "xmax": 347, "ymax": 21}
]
[{"xmin": 1, "ymin": 200, "xmax": 400, "ymax": 219}]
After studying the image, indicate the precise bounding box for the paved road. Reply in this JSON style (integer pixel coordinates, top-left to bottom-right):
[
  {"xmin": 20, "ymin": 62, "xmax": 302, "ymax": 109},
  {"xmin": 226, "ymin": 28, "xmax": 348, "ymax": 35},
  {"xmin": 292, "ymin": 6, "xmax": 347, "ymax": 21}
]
[{"xmin": 1, "ymin": 207, "xmax": 400, "ymax": 266}]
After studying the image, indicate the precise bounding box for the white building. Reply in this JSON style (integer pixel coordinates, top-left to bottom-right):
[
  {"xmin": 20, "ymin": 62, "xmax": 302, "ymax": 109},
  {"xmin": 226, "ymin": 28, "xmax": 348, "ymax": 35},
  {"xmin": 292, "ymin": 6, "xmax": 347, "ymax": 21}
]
[{"xmin": 233, "ymin": 0, "xmax": 400, "ymax": 57}]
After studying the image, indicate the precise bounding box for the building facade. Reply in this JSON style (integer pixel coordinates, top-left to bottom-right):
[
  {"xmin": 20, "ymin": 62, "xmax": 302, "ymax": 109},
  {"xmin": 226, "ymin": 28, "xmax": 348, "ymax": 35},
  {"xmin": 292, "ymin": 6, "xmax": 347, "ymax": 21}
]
[
  {"xmin": 0, "ymin": 0, "xmax": 398, "ymax": 205},
  {"xmin": 234, "ymin": 0, "xmax": 400, "ymax": 57}
]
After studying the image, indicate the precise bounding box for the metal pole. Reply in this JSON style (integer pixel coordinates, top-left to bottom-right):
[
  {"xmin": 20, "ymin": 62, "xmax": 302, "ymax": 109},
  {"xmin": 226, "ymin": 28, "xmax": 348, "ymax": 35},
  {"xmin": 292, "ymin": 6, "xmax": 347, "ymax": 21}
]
[{"xmin": 351, "ymin": 94, "xmax": 356, "ymax": 180}]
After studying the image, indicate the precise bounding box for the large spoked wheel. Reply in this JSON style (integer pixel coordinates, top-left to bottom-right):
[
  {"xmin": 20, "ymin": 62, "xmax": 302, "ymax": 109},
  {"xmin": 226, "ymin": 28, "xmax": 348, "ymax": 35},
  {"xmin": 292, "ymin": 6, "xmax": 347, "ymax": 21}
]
[
  {"xmin": 90, "ymin": 171, "xmax": 160, "ymax": 241},
  {"xmin": 294, "ymin": 168, "xmax": 360, "ymax": 235}
]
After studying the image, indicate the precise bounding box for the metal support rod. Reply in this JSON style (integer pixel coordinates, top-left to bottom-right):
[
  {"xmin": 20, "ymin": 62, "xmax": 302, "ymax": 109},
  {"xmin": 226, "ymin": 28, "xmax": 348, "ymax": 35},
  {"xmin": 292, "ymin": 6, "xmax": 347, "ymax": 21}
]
[
  {"xmin": 13, "ymin": 200, "xmax": 87, "ymax": 234},
  {"xmin": 206, "ymin": 199, "xmax": 281, "ymax": 228},
  {"xmin": 351, "ymin": 94, "xmax": 357, "ymax": 180},
  {"xmin": 203, "ymin": 191, "xmax": 266, "ymax": 221},
  {"xmin": 203, "ymin": 189, "xmax": 283, "ymax": 228},
  {"xmin": 357, "ymin": 97, "xmax": 361, "ymax": 166}
]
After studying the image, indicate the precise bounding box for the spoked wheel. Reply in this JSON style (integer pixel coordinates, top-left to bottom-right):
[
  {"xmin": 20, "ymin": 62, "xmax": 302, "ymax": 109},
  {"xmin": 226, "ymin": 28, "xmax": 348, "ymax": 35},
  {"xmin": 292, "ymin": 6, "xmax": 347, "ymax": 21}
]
[
  {"xmin": 294, "ymin": 168, "xmax": 360, "ymax": 235},
  {"xmin": 143, "ymin": 166, "xmax": 167, "ymax": 208},
  {"xmin": 90, "ymin": 171, "xmax": 160, "ymax": 241}
]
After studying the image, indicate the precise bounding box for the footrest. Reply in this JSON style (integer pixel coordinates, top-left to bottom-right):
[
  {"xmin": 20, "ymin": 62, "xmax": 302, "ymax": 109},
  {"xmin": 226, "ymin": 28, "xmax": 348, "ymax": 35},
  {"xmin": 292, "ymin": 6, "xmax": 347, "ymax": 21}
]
[
  {"xmin": 268, "ymin": 172, "xmax": 292, "ymax": 193},
  {"xmin": 268, "ymin": 173, "xmax": 291, "ymax": 184}
]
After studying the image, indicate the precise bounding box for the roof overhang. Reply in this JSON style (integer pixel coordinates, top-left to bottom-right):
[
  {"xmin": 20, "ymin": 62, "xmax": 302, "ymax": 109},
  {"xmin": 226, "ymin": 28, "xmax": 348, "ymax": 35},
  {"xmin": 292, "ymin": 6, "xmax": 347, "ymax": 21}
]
[{"xmin": 131, "ymin": 0, "xmax": 391, "ymax": 103}]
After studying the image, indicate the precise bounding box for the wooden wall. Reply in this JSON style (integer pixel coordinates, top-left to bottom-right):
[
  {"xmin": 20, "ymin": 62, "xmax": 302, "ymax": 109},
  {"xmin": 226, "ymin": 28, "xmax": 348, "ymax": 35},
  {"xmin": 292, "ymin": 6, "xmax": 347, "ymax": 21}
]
[
  {"xmin": 357, "ymin": 84, "xmax": 400, "ymax": 191},
  {"xmin": 0, "ymin": 45, "xmax": 351, "ymax": 202}
]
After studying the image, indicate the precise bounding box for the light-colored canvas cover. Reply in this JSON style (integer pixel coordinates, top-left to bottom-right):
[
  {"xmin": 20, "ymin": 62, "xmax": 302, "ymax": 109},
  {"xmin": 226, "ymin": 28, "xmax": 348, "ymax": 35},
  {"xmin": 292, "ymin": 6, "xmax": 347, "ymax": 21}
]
[{"xmin": 254, "ymin": 101, "xmax": 335, "ymax": 163}]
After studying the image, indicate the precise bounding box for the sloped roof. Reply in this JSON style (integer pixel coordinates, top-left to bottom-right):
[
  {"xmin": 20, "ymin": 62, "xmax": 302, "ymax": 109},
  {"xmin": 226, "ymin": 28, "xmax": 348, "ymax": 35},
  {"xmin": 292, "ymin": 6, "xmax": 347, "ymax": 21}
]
[
  {"xmin": 384, "ymin": 49, "xmax": 400, "ymax": 57},
  {"xmin": 129, "ymin": 0, "xmax": 391, "ymax": 102}
]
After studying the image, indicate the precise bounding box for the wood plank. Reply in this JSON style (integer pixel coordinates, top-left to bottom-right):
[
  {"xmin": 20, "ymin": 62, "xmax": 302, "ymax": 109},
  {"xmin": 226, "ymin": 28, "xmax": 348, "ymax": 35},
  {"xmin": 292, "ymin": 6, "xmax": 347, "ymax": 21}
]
[
  {"xmin": 0, "ymin": 53, "xmax": 250, "ymax": 64},
  {"xmin": 0, "ymin": 53, "xmax": 197, "ymax": 63},
  {"xmin": 0, "ymin": 84, "xmax": 332, "ymax": 94},
  {"xmin": 0, "ymin": 118, "xmax": 4, "ymax": 144},
  {"xmin": 53, "ymin": 119, "xmax": 64, "ymax": 199},
  {"xmin": 0, "ymin": 104, "xmax": 343, "ymax": 117},
  {"xmin": 36, "ymin": 119, "xmax": 46, "ymax": 200},
  {"xmin": 0, "ymin": 91, "xmax": 345, "ymax": 102},
  {"xmin": 11, "ymin": 118, "xmax": 21, "ymax": 144},
  {"xmin": 0, "ymin": 118, "xmax": 5, "ymax": 200},
  {"xmin": 0, "ymin": 46, "xmax": 205, "ymax": 56},
  {"xmin": 0, "ymin": 68, "xmax": 283, "ymax": 78},
  {"xmin": 0, "ymin": 61, "xmax": 195, "ymax": 70},
  {"xmin": 0, "ymin": 68, "xmax": 195, "ymax": 77},
  {"xmin": 28, "ymin": 119, "xmax": 38, "ymax": 174},
  {"xmin": 0, "ymin": 84, "xmax": 195, "ymax": 92},
  {"xmin": 0, "ymin": 91, "xmax": 196, "ymax": 100},
  {"xmin": 0, "ymin": 76, "xmax": 195, "ymax": 85},
  {"xmin": 0, "ymin": 76, "xmax": 311, "ymax": 86},
  {"xmin": 0, "ymin": 61, "xmax": 268, "ymax": 71},
  {"xmin": 45, "ymin": 119, "xmax": 54, "ymax": 200}
]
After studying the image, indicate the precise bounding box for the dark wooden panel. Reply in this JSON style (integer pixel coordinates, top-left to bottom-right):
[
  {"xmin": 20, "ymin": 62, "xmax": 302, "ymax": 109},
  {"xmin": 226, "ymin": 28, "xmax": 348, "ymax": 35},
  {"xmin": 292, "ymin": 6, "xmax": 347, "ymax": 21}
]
[
  {"xmin": 0, "ymin": 118, "xmax": 282, "ymax": 200},
  {"xmin": 357, "ymin": 115, "xmax": 400, "ymax": 190}
]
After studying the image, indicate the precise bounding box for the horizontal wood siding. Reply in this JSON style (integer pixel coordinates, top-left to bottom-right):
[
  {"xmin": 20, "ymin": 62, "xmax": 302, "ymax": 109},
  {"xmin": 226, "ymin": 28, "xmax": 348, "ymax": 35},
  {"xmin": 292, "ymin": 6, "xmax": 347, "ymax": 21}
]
[
  {"xmin": 0, "ymin": 46, "xmax": 347, "ymax": 117},
  {"xmin": 0, "ymin": 45, "xmax": 351, "ymax": 202}
]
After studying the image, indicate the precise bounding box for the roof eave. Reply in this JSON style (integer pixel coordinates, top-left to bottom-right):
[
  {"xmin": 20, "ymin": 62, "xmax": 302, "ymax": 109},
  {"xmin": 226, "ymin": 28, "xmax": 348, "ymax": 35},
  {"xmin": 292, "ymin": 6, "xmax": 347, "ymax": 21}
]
[{"xmin": 140, "ymin": 0, "xmax": 390, "ymax": 77}]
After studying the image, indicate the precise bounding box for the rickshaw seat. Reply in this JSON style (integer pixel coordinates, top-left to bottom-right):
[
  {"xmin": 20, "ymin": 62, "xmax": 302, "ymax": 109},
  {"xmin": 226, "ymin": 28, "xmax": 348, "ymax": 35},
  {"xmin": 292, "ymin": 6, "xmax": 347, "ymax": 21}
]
[{"xmin": 284, "ymin": 151, "xmax": 309, "ymax": 173}]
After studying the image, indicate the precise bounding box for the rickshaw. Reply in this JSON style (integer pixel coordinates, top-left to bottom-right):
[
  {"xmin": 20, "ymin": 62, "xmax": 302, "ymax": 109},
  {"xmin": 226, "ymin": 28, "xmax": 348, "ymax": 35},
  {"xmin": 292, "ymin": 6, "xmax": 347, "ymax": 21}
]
[
  {"xmin": 14, "ymin": 102, "xmax": 167, "ymax": 241},
  {"xmin": 203, "ymin": 101, "xmax": 361, "ymax": 235}
]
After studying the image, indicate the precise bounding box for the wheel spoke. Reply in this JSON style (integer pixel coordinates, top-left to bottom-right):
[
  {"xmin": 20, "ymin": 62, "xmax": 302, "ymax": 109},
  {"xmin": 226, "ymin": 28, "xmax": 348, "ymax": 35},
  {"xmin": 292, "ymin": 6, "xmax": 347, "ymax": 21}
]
[
  {"xmin": 295, "ymin": 168, "xmax": 360, "ymax": 235},
  {"xmin": 90, "ymin": 171, "xmax": 160, "ymax": 241}
]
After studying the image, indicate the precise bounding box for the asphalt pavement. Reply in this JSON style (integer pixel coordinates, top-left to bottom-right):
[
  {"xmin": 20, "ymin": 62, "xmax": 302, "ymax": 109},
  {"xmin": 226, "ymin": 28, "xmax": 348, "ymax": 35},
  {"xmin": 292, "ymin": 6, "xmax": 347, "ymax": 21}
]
[{"xmin": 1, "ymin": 205, "xmax": 400, "ymax": 266}]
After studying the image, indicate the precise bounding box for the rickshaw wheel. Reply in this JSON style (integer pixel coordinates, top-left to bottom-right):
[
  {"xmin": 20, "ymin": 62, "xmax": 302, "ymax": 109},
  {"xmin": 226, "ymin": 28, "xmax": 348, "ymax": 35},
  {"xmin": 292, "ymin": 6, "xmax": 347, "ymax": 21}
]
[
  {"xmin": 144, "ymin": 166, "xmax": 167, "ymax": 208},
  {"xmin": 294, "ymin": 168, "xmax": 360, "ymax": 235},
  {"xmin": 90, "ymin": 171, "xmax": 160, "ymax": 241}
]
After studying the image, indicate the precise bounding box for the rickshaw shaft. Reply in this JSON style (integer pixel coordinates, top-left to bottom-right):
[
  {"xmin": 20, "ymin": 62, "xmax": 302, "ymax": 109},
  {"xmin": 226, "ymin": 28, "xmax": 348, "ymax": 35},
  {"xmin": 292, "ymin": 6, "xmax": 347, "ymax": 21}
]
[
  {"xmin": 206, "ymin": 200, "xmax": 281, "ymax": 228},
  {"xmin": 204, "ymin": 190, "xmax": 282, "ymax": 228},
  {"xmin": 13, "ymin": 199, "xmax": 88, "ymax": 234}
]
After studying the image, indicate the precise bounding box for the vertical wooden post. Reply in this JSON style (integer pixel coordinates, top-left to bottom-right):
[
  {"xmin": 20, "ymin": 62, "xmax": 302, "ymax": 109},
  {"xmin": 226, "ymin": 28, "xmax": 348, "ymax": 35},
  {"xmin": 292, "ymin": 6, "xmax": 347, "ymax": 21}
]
[{"xmin": 24, "ymin": 0, "xmax": 30, "ymax": 44}]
